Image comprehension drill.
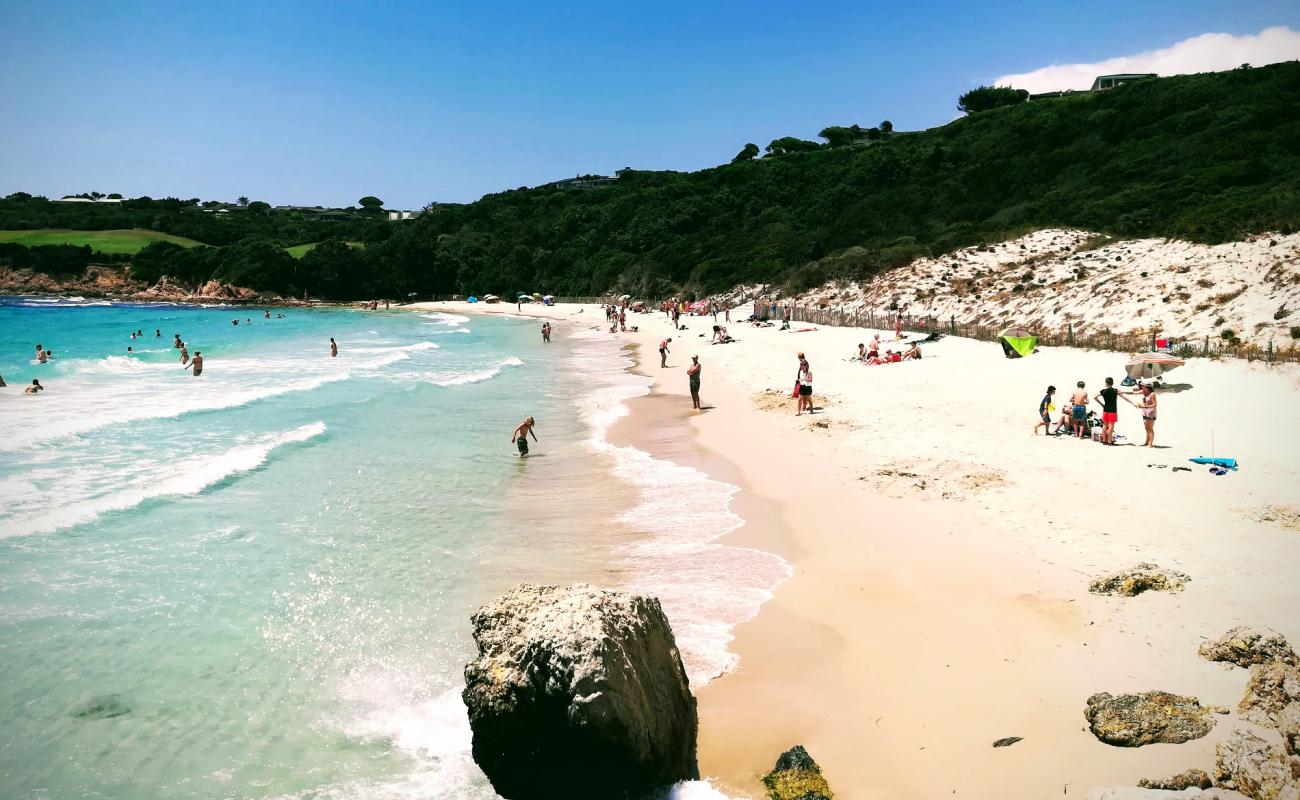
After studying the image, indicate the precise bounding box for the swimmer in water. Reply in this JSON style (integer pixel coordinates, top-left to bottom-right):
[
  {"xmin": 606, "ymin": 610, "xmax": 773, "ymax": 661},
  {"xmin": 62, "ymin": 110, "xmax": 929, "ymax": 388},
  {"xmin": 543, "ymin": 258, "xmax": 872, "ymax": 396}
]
[
  {"xmin": 330, "ymin": 337, "xmax": 338, "ymax": 357},
  {"xmin": 174, "ymin": 334, "xmax": 182, "ymax": 349},
  {"xmin": 25, "ymin": 379, "xmax": 43, "ymax": 394},
  {"xmin": 35, "ymin": 344, "xmax": 48, "ymax": 363},
  {"xmin": 189, "ymin": 351, "xmax": 203, "ymax": 376},
  {"xmin": 180, "ymin": 343, "xmax": 190, "ymax": 365},
  {"xmin": 510, "ymin": 416, "xmax": 538, "ymax": 457}
]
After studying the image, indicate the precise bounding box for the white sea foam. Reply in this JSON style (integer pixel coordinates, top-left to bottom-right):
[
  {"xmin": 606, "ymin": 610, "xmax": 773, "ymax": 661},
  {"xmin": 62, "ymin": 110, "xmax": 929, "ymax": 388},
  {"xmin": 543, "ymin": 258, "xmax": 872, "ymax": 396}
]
[
  {"xmin": 1, "ymin": 422, "xmax": 326, "ymax": 537},
  {"xmin": 1, "ymin": 372, "xmax": 348, "ymax": 451},
  {"xmin": 349, "ymin": 341, "xmax": 440, "ymax": 354},
  {"xmin": 422, "ymin": 356, "xmax": 523, "ymax": 387},
  {"xmin": 419, "ymin": 312, "xmax": 470, "ymax": 326},
  {"xmin": 567, "ymin": 329, "xmax": 791, "ymax": 685}
]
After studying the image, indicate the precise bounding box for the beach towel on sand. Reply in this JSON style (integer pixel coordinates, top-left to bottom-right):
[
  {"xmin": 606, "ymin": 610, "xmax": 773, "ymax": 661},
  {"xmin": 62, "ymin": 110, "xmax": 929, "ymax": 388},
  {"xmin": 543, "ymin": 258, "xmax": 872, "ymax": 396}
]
[{"xmin": 1189, "ymin": 457, "xmax": 1237, "ymax": 470}]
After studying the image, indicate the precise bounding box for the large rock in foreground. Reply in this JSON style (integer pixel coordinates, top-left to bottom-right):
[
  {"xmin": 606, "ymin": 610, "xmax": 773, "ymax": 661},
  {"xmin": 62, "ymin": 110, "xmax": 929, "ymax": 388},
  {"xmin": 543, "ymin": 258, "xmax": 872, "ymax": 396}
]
[
  {"xmin": 462, "ymin": 584, "xmax": 698, "ymax": 800},
  {"xmin": 1085, "ymin": 691, "xmax": 1219, "ymax": 746},
  {"xmin": 1200, "ymin": 627, "xmax": 1299, "ymax": 669},
  {"xmin": 1214, "ymin": 728, "xmax": 1300, "ymax": 800},
  {"xmin": 1240, "ymin": 663, "xmax": 1300, "ymax": 729},
  {"xmin": 762, "ymin": 745, "xmax": 834, "ymax": 800}
]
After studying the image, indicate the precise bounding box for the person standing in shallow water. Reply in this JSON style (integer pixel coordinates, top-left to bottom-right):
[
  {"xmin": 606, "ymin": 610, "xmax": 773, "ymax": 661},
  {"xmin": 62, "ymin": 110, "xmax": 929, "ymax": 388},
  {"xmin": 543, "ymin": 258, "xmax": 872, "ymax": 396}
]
[
  {"xmin": 511, "ymin": 417, "xmax": 538, "ymax": 457},
  {"xmin": 330, "ymin": 338, "xmax": 338, "ymax": 357},
  {"xmin": 189, "ymin": 352, "xmax": 203, "ymax": 376},
  {"xmin": 687, "ymin": 356, "xmax": 702, "ymax": 410}
]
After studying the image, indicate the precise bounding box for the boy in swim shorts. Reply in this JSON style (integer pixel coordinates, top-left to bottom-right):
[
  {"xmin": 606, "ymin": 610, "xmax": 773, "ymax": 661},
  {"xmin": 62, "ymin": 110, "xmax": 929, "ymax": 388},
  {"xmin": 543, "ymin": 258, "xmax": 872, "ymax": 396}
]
[
  {"xmin": 1069, "ymin": 381, "xmax": 1088, "ymax": 438},
  {"xmin": 511, "ymin": 416, "xmax": 538, "ymax": 457}
]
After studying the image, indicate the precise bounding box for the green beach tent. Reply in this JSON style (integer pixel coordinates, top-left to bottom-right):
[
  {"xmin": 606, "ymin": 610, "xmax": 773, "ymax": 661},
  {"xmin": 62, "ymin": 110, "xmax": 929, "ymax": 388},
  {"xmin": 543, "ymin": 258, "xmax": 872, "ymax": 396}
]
[{"xmin": 999, "ymin": 327, "xmax": 1037, "ymax": 358}]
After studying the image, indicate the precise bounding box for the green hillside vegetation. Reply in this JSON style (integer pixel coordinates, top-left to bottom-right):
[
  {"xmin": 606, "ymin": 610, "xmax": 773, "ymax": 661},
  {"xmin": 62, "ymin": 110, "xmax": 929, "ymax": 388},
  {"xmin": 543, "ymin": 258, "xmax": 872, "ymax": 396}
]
[
  {"xmin": 350, "ymin": 61, "xmax": 1298, "ymax": 300},
  {"xmin": 4, "ymin": 62, "xmax": 1298, "ymax": 300},
  {"xmin": 0, "ymin": 228, "xmax": 202, "ymax": 255},
  {"xmin": 286, "ymin": 241, "xmax": 364, "ymax": 259}
]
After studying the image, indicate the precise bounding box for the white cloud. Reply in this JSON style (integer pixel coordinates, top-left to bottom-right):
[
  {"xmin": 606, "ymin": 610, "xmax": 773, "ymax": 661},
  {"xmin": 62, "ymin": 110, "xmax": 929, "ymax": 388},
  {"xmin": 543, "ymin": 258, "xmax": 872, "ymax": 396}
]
[{"xmin": 992, "ymin": 26, "xmax": 1300, "ymax": 94}]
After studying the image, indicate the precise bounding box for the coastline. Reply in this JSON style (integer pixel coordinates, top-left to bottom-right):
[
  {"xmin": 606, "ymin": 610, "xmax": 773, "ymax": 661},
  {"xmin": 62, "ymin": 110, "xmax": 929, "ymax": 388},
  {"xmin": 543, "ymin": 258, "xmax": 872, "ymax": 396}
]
[{"xmin": 406, "ymin": 300, "xmax": 1300, "ymax": 798}]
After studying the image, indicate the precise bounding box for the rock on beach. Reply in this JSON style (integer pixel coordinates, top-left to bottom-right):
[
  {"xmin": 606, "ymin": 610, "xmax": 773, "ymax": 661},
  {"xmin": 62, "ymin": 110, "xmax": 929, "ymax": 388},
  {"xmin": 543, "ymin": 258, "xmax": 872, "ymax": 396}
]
[
  {"xmin": 1084, "ymin": 691, "xmax": 1218, "ymax": 746},
  {"xmin": 1088, "ymin": 563, "xmax": 1190, "ymax": 597},
  {"xmin": 1200, "ymin": 627, "xmax": 1299, "ymax": 669},
  {"xmin": 461, "ymin": 583, "xmax": 698, "ymax": 800},
  {"xmin": 1240, "ymin": 663, "xmax": 1300, "ymax": 729},
  {"xmin": 762, "ymin": 745, "xmax": 834, "ymax": 800}
]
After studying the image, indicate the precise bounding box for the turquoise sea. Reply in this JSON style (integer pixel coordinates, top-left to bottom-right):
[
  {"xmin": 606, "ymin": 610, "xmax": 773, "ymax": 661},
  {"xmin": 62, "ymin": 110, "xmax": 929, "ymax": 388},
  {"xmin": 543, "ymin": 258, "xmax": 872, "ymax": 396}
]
[{"xmin": 0, "ymin": 297, "xmax": 787, "ymax": 799}]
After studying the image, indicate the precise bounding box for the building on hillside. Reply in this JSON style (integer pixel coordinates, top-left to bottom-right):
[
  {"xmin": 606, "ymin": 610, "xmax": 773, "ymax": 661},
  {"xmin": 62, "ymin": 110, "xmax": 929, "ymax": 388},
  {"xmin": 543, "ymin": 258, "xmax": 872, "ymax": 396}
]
[
  {"xmin": 386, "ymin": 210, "xmax": 418, "ymax": 221},
  {"xmin": 541, "ymin": 173, "xmax": 618, "ymax": 190},
  {"xmin": 1090, "ymin": 73, "xmax": 1156, "ymax": 91},
  {"xmin": 54, "ymin": 196, "xmax": 123, "ymax": 204}
]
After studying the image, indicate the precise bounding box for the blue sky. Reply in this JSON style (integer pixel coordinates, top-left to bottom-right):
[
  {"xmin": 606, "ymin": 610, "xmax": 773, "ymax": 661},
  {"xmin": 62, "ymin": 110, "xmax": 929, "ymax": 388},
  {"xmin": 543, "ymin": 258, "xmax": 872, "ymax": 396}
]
[{"xmin": 2, "ymin": 1, "xmax": 1298, "ymax": 208}]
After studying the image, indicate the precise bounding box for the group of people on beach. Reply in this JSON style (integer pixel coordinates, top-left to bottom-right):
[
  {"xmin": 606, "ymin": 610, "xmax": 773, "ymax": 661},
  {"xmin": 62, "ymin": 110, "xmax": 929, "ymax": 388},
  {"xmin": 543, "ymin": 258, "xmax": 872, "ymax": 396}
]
[
  {"xmin": 1035, "ymin": 378, "xmax": 1159, "ymax": 446},
  {"xmin": 849, "ymin": 334, "xmax": 920, "ymax": 365}
]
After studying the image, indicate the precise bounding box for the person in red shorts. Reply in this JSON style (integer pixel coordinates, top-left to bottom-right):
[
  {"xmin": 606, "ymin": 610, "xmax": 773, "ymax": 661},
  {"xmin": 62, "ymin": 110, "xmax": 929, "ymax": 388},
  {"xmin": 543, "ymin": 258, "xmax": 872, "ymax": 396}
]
[{"xmin": 1094, "ymin": 376, "xmax": 1120, "ymax": 445}]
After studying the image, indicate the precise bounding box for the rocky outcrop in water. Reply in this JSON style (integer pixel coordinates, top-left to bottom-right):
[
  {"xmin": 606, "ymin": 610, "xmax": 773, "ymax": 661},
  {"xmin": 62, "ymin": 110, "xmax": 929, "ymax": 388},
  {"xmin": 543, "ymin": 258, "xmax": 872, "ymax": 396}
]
[
  {"xmin": 762, "ymin": 745, "xmax": 833, "ymax": 800},
  {"xmin": 1084, "ymin": 691, "xmax": 1219, "ymax": 746},
  {"xmin": 1138, "ymin": 768, "xmax": 1214, "ymax": 790},
  {"xmin": 1240, "ymin": 663, "xmax": 1300, "ymax": 728},
  {"xmin": 461, "ymin": 584, "xmax": 698, "ymax": 800},
  {"xmin": 1201, "ymin": 627, "xmax": 1299, "ymax": 669},
  {"xmin": 1088, "ymin": 563, "xmax": 1190, "ymax": 597},
  {"xmin": 1214, "ymin": 728, "xmax": 1300, "ymax": 800},
  {"xmin": 0, "ymin": 266, "xmax": 293, "ymax": 305}
]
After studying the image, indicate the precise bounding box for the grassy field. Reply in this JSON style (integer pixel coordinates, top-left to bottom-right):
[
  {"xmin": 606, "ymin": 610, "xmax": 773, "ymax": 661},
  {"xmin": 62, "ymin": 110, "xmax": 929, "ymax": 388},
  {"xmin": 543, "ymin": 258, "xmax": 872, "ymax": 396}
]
[
  {"xmin": 0, "ymin": 228, "xmax": 204, "ymax": 255},
  {"xmin": 286, "ymin": 241, "xmax": 364, "ymax": 259}
]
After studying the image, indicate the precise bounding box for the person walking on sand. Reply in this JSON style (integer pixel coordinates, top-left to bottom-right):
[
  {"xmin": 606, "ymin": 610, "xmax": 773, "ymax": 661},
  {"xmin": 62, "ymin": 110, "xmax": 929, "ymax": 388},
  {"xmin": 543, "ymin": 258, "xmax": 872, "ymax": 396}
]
[
  {"xmin": 188, "ymin": 351, "xmax": 203, "ymax": 376},
  {"xmin": 511, "ymin": 416, "xmax": 538, "ymax": 457},
  {"xmin": 687, "ymin": 356, "xmax": 702, "ymax": 410},
  {"xmin": 659, "ymin": 338, "xmax": 672, "ymax": 368},
  {"xmin": 1069, "ymin": 381, "xmax": 1089, "ymax": 438},
  {"xmin": 330, "ymin": 337, "xmax": 338, "ymax": 357},
  {"xmin": 795, "ymin": 354, "xmax": 813, "ymax": 416},
  {"xmin": 1123, "ymin": 383, "xmax": 1158, "ymax": 447},
  {"xmin": 1094, "ymin": 377, "xmax": 1120, "ymax": 445},
  {"xmin": 1034, "ymin": 385, "xmax": 1057, "ymax": 435}
]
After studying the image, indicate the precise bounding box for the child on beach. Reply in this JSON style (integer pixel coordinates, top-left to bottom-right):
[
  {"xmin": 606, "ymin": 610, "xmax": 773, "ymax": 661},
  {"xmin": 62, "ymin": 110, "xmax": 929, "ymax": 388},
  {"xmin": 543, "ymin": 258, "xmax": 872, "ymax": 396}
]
[
  {"xmin": 511, "ymin": 417, "xmax": 538, "ymax": 457},
  {"xmin": 687, "ymin": 356, "xmax": 702, "ymax": 410},
  {"xmin": 1034, "ymin": 386, "xmax": 1057, "ymax": 435}
]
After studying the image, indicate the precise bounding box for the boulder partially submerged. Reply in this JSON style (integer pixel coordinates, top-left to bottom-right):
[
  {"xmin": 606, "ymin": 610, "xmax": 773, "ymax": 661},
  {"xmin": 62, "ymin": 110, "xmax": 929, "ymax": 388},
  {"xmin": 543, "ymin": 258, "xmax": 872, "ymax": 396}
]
[
  {"xmin": 1240, "ymin": 663, "xmax": 1300, "ymax": 729},
  {"xmin": 1084, "ymin": 691, "xmax": 1218, "ymax": 746},
  {"xmin": 762, "ymin": 745, "xmax": 834, "ymax": 800},
  {"xmin": 1088, "ymin": 563, "xmax": 1190, "ymax": 597},
  {"xmin": 1213, "ymin": 728, "xmax": 1300, "ymax": 800},
  {"xmin": 462, "ymin": 584, "xmax": 698, "ymax": 800},
  {"xmin": 1200, "ymin": 627, "xmax": 1299, "ymax": 669}
]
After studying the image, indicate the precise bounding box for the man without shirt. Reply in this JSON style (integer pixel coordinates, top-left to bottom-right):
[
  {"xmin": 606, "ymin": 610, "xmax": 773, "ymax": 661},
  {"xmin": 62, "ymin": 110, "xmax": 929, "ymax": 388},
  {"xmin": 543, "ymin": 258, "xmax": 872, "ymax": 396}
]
[{"xmin": 1069, "ymin": 381, "xmax": 1089, "ymax": 438}]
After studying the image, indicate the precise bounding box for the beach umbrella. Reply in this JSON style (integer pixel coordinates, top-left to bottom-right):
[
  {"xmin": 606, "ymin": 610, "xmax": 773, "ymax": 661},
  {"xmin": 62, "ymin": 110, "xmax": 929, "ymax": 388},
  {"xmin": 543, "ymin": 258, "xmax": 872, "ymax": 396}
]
[
  {"xmin": 998, "ymin": 327, "xmax": 1037, "ymax": 358},
  {"xmin": 619, "ymin": 294, "xmax": 631, "ymax": 300},
  {"xmin": 1125, "ymin": 352, "xmax": 1184, "ymax": 380}
]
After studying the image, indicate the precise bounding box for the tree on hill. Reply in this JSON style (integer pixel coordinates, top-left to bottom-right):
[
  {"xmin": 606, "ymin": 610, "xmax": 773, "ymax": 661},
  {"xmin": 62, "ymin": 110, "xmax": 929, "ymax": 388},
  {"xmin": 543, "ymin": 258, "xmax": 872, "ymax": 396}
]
[
  {"xmin": 957, "ymin": 85, "xmax": 1029, "ymax": 114},
  {"xmin": 237, "ymin": 196, "xmax": 249, "ymax": 206},
  {"xmin": 880, "ymin": 120, "xmax": 893, "ymax": 134},
  {"xmin": 247, "ymin": 201, "xmax": 271, "ymax": 213},
  {"xmin": 765, "ymin": 137, "xmax": 822, "ymax": 156},
  {"xmin": 818, "ymin": 126, "xmax": 858, "ymax": 148},
  {"xmin": 732, "ymin": 143, "xmax": 760, "ymax": 163},
  {"xmin": 359, "ymin": 196, "xmax": 385, "ymax": 212}
]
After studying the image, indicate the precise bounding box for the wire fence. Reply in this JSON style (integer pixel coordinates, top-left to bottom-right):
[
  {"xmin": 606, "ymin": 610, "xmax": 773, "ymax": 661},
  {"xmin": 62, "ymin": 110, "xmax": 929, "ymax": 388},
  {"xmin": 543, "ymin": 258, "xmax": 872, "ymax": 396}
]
[{"xmin": 751, "ymin": 300, "xmax": 1300, "ymax": 364}]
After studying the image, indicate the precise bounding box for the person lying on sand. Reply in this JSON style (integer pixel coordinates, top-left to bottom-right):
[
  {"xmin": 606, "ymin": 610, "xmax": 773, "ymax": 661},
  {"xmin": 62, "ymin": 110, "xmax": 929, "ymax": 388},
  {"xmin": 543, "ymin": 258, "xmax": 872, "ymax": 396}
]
[{"xmin": 511, "ymin": 417, "xmax": 538, "ymax": 457}]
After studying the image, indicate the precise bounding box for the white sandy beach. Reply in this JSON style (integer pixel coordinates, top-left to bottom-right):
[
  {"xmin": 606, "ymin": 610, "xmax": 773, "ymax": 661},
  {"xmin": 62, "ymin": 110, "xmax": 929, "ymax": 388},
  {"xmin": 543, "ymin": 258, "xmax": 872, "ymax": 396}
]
[{"xmin": 408, "ymin": 299, "xmax": 1300, "ymax": 798}]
